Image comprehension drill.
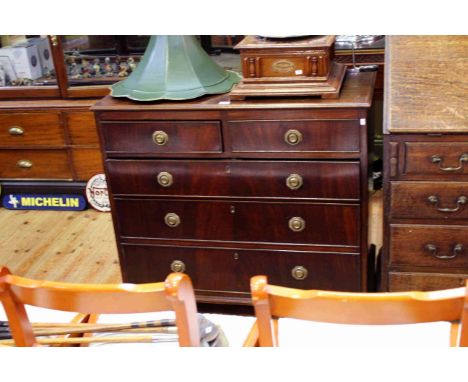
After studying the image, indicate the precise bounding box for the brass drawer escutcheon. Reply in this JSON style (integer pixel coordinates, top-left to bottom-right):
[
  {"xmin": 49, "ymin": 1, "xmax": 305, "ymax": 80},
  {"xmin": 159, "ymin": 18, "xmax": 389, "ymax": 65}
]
[
  {"xmin": 164, "ymin": 213, "xmax": 181, "ymax": 227},
  {"xmin": 431, "ymin": 153, "xmax": 468, "ymax": 172},
  {"xmin": 427, "ymin": 195, "xmax": 467, "ymax": 213},
  {"xmin": 284, "ymin": 129, "xmax": 302, "ymax": 145},
  {"xmin": 286, "ymin": 174, "xmax": 303, "ymax": 190},
  {"xmin": 157, "ymin": 171, "xmax": 173, "ymax": 187},
  {"xmin": 424, "ymin": 243, "xmax": 463, "ymax": 260},
  {"xmin": 152, "ymin": 130, "xmax": 169, "ymax": 146},
  {"xmin": 170, "ymin": 260, "xmax": 186, "ymax": 273},
  {"xmin": 288, "ymin": 217, "xmax": 305, "ymax": 232},
  {"xmin": 17, "ymin": 159, "xmax": 33, "ymax": 169},
  {"xmin": 291, "ymin": 266, "xmax": 308, "ymax": 280},
  {"xmin": 8, "ymin": 126, "xmax": 24, "ymax": 135}
]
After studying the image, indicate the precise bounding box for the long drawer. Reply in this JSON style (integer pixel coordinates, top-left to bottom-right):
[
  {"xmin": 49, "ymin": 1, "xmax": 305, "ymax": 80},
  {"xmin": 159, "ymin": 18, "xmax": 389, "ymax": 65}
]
[
  {"xmin": 390, "ymin": 181, "xmax": 468, "ymax": 220},
  {"xmin": 0, "ymin": 150, "xmax": 72, "ymax": 179},
  {"xmin": 114, "ymin": 198, "xmax": 360, "ymax": 247},
  {"xmin": 107, "ymin": 160, "xmax": 360, "ymax": 200},
  {"xmin": 121, "ymin": 244, "xmax": 361, "ymax": 292},
  {"xmin": 0, "ymin": 112, "xmax": 64, "ymax": 146},
  {"xmin": 100, "ymin": 121, "xmax": 222, "ymax": 155},
  {"xmin": 390, "ymin": 224, "xmax": 468, "ymax": 268},
  {"xmin": 389, "ymin": 271, "xmax": 468, "ymax": 292},
  {"xmin": 227, "ymin": 119, "xmax": 360, "ymax": 155}
]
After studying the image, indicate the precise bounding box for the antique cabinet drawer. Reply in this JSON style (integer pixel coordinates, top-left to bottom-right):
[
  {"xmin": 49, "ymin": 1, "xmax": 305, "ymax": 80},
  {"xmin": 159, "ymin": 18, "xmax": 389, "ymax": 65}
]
[
  {"xmin": 227, "ymin": 119, "xmax": 360, "ymax": 155},
  {"xmin": 390, "ymin": 181, "xmax": 468, "ymax": 220},
  {"xmin": 115, "ymin": 198, "xmax": 360, "ymax": 247},
  {"xmin": 390, "ymin": 224, "xmax": 468, "ymax": 268},
  {"xmin": 0, "ymin": 150, "xmax": 72, "ymax": 179},
  {"xmin": 389, "ymin": 271, "xmax": 468, "ymax": 292},
  {"xmin": 66, "ymin": 111, "xmax": 100, "ymax": 146},
  {"xmin": 0, "ymin": 112, "xmax": 64, "ymax": 146},
  {"xmin": 100, "ymin": 121, "xmax": 222, "ymax": 155},
  {"xmin": 107, "ymin": 159, "xmax": 360, "ymax": 200},
  {"xmin": 71, "ymin": 148, "xmax": 104, "ymax": 180},
  {"xmin": 402, "ymin": 142, "xmax": 468, "ymax": 178},
  {"xmin": 121, "ymin": 244, "xmax": 361, "ymax": 292}
]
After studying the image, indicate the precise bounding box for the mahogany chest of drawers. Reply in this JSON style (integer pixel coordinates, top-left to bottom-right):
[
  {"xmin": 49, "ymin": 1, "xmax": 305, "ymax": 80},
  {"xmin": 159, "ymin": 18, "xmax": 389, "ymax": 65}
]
[
  {"xmin": 93, "ymin": 71, "xmax": 376, "ymax": 305},
  {"xmin": 382, "ymin": 36, "xmax": 468, "ymax": 291}
]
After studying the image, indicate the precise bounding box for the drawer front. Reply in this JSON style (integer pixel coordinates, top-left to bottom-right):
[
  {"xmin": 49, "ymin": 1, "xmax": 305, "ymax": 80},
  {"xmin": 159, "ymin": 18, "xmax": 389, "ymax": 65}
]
[
  {"xmin": 67, "ymin": 111, "xmax": 100, "ymax": 146},
  {"xmin": 390, "ymin": 181, "xmax": 468, "ymax": 220},
  {"xmin": 71, "ymin": 148, "xmax": 104, "ymax": 181},
  {"xmin": 121, "ymin": 244, "xmax": 361, "ymax": 292},
  {"xmin": 101, "ymin": 121, "xmax": 222, "ymax": 155},
  {"xmin": 0, "ymin": 150, "xmax": 72, "ymax": 179},
  {"xmin": 389, "ymin": 271, "xmax": 468, "ymax": 292},
  {"xmin": 0, "ymin": 112, "xmax": 64, "ymax": 146},
  {"xmin": 402, "ymin": 142, "xmax": 468, "ymax": 178},
  {"xmin": 228, "ymin": 120, "xmax": 360, "ymax": 154},
  {"xmin": 115, "ymin": 199, "xmax": 360, "ymax": 246},
  {"xmin": 106, "ymin": 159, "xmax": 360, "ymax": 200},
  {"xmin": 390, "ymin": 224, "xmax": 468, "ymax": 268}
]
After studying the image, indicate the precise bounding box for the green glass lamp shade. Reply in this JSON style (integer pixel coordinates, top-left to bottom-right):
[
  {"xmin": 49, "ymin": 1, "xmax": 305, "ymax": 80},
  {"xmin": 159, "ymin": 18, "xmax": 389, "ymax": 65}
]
[{"xmin": 111, "ymin": 35, "xmax": 241, "ymax": 101}]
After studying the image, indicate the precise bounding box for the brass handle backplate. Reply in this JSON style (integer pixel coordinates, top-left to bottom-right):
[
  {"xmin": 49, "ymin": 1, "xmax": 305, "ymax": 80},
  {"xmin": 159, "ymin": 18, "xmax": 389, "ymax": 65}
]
[
  {"xmin": 152, "ymin": 130, "xmax": 169, "ymax": 146},
  {"xmin": 286, "ymin": 174, "xmax": 303, "ymax": 190},
  {"xmin": 431, "ymin": 154, "xmax": 468, "ymax": 172},
  {"xmin": 157, "ymin": 171, "xmax": 173, "ymax": 187},
  {"xmin": 288, "ymin": 217, "xmax": 305, "ymax": 232},
  {"xmin": 284, "ymin": 129, "xmax": 302, "ymax": 145},
  {"xmin": 8, "ymin": 126, "xmax": 24, "ymax": 135},
  {"xmin": 427, "ymin": 195, "xmax": 467, "ymax": 213},
  {"xmin": 170, "ymin": 260, "xmax": 186, "ymax": 273},
  {"xmin": 164, "ymin": 213, "xmax": 180, "ymax": 227},
  {"xmin": 291, "ymin": 266, "xmax": 308, "ymax": 280},
  {"xmin": 17, "ymin": 159, "xmax": 33, "ymax": 169},
  {"xmin": 424, "ymin": 243, "xmax": 463, "ymax": 259}
]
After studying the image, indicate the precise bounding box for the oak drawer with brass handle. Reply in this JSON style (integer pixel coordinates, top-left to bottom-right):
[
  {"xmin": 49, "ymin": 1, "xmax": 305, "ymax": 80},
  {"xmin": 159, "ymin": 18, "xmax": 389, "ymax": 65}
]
[
  {"xmin": 0, "ymin": 112, "xmax": 64, "ymax": 146},
  {"xmin": 121, "ymin": 243, "xmax": 361, "ymax": 295},
  {"xmin": 114, "ymin": 198, "xmax": 360, "ymax": 247},
  {"xmin": 389, "ymin": 224, "xmax": 468, "ymax": 268},
  {"xmin": 100, "ymin": 121, "xmax": 222, "ymax": 156},
  {"xmin": 106, "ymin": 159, "xmax": 360, "ymax": 200}
]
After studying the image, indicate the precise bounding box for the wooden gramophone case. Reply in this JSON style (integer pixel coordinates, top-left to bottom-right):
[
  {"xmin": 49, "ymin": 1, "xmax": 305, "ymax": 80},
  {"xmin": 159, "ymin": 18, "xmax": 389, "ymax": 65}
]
[{"xmin": 230, "ymin": 35, "xmax": 346, "ymax": 100}]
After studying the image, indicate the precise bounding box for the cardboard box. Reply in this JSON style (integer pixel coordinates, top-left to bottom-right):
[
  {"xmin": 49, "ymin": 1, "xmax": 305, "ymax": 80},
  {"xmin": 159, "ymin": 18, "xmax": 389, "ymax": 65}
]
[
  {"xmin": 0, "ymin": 42, "xmax": 42, "ymax": 80},
  {"xmin": 28, "ymin": 37, "xmax": 55, "ymax": 74}
]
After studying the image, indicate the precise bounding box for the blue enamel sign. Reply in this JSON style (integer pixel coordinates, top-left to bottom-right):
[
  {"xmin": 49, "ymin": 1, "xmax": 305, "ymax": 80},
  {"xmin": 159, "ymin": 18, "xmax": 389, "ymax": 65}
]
[{"xmin": 2, "ymin": 194, "xmax": 87, "ymax": 211}]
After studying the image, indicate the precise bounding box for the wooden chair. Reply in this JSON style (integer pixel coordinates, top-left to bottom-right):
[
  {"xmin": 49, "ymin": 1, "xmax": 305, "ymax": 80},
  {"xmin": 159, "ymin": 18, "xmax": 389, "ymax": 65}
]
[
  {"xmin": 0, "ymin": 266, "xmax": 200, "ymax": 347},
  {"xmin": 245, "ymin": 275, "xmax": 468, "ymax": 347}
]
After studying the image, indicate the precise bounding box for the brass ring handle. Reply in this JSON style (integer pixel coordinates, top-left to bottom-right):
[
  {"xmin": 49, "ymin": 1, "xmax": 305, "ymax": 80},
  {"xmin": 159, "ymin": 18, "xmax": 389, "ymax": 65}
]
[
  {"xmin": 291, "ymin": 266, "xmax": 308, "ymax": 280},
  {"xmin": 286, "ymin": 174, "xmax": 303, "ymax": 190},
  {"xmin": 152, "ymin": 130, "xmax": 169, "ymax": 146},
  {"xmin": 17, "ymin": 159, "xmax": 33, "ymax": 169},
  {"xmin": 288, "ymin": 217, "xmax": 305, "ymax": 232},
  {"xmin": 284, "ymin": 129, "xmax": 302, "ymax": 145},
  {"xmin": 170, "ymin": 260, "xmax": 186, "ymax": 273},
  {"xmin": 157, "ymin": 171, "xmax": 173, "ymax": 187},
  {"xmin": 8, "ymin": 126, "xmax": 24, "ymax": 135},
  {"xmin": 164, "ymin": 213, "xmax": 180, "ymax": 228},
  {"xmin": 424, "ymin": 243, "xmax": 463, "ymax": 259},
  {"xmin": 427, "ymin": 195, "xmax": 467, "ymax": 212},
  {"xmin": 431, "ymin": 154, "xmax": 468, "ymax": 172}
]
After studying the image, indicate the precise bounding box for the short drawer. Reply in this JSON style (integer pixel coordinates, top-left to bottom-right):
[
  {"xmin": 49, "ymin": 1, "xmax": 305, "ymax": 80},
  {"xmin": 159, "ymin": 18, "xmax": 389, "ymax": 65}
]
[
  {"xmin": 67, "ymin": 111, "xmax": 100, "ymax": 146},
  {"xmin": 114, "ymin": 198, "xmax": 360, "ymax": 247},
  {"xmin": 0, "ymin": 150, "xmax": 72, "ymax": 179},
  {"xmin": 100, "ymin": 121, "xmax": 222, "ymax": 155},
  {"xmin": 106, "ymin": 159, "xmax": 360, "ymax": 200},
  {"xmin": 390, "ymin": 181, "xmax": 468, "ymax": 220},
  {"xmin": 121, "ymin": 244, "xmax": 361, "ymax": 292},
  {"xmin": 402, "ymin": 142, "xmax": 468, "ymax": 178},
  {"xmin": 0, "ymin": 112, "xmax": 64, "ymax": 146},
  {"xmin": 389, "ymin": 271, "xmax": 468, "ymax": 292},
  {"xmin": 227, "ymin": 119, "xmax": 360, "ymax": 156},
  {"xmin": 71, "ymin": 148, "xmax": 104, "ymax": 181},
  {"xmin": 390, "ymin": 224, "xmax": 468, "ymax": 269}
]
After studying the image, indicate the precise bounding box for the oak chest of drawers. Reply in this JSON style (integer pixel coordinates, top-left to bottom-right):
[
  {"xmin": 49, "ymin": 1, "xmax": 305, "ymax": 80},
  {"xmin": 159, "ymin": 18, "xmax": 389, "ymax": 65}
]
[
  {"xmin": 382, "ymin": 36, "xmax": 468, "ymax": 291},
  {"xmin": 93, "ymin": 71, "xmax": 376, "ymax": 305}
]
